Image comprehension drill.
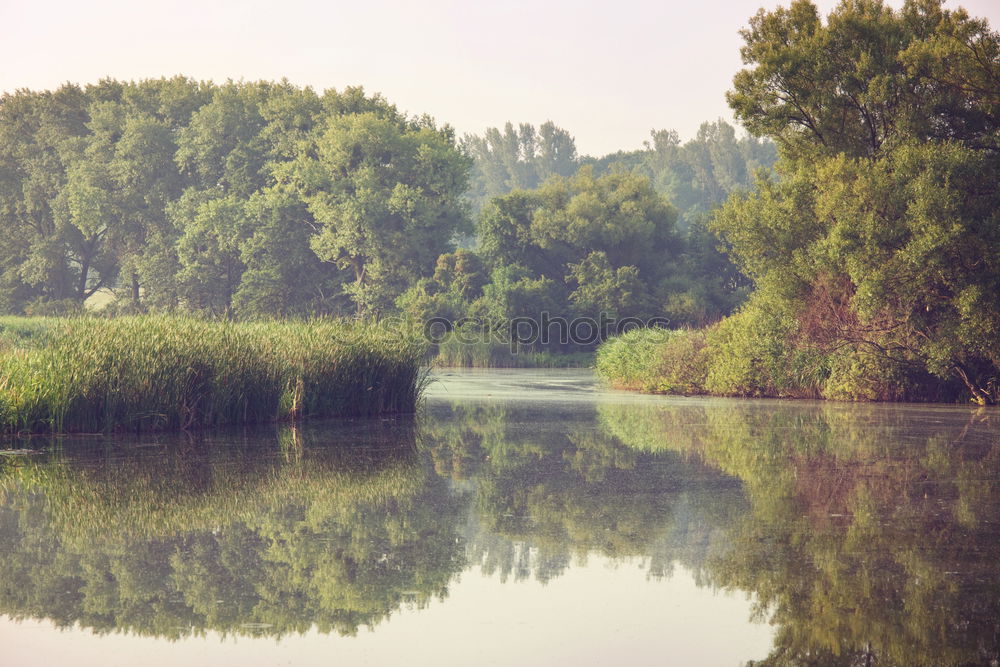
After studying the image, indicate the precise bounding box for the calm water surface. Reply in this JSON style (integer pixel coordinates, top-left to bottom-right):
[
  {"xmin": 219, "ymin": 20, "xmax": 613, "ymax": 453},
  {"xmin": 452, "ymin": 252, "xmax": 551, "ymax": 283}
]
[{"xmin": 1, "ymin": 369, "xmax": 998, "ymax": 666}]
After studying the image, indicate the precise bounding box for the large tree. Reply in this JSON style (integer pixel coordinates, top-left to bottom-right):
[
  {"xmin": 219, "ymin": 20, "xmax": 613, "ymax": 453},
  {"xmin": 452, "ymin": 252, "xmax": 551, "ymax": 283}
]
[
  {"xmin": 476, "ymin": 168, "xmax": 682, "ymax": 324},
  {"xmin": 715, "ymin": 0, "xmax": 1000, "ymax": 402},
  {"xmin": 287, "ymin": 110, "xmax": 471, "ymax": 314},
  {"xmin": 0, "ymin": 85, "xmax": 89, "ymax": 310}
]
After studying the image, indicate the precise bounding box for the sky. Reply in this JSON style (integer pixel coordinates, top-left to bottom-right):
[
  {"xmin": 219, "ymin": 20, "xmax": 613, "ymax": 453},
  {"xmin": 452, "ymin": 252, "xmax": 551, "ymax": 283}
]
[{"xmin": 2, "ymin": 0, "xmax": 999, "ymax": 157}]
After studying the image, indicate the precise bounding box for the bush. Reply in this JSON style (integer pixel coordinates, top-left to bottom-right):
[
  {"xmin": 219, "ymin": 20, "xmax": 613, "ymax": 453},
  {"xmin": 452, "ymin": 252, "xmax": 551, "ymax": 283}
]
[{"xmin": 596, "ymin": 328, "xmax": 705, "ymax": 393}]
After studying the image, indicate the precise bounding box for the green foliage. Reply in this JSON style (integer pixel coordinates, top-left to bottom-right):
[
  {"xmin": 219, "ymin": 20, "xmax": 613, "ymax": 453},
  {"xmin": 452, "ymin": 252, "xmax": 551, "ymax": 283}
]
[
  {"xmin": 594, "ymin": 328, "xmax": 659, "ymax": 390},
  {"xmin": 581, "ymin": 121, "xmax": 777, "ymax": 231},
  {"xmin": 460, "ymin": 154, "xmax": 752, "ymax": 336},
  {"xmin": 461, "ymin": 121, "xmax": 579, "ymax": 213},
  {"xmin": 434, "ymin": 328, "xmax": 517, "ymax": 368},
  {"xmin": 822, "ymin": 346, "xmax": 919, "ymax": 402},
  {"xmin": 433, "ymin": 324, "xmax": 592, "ymax": 368},
  {"xmin": 0, "ymin": 316, "xmax": 426, "ymax": 433},
  {"xmin": 711, "ymin": 139, "xmax": 1000, "ymax": 403},
  {"xmin": 0, "ymin": 80, "xmax": 469, "ymax": 318},
  {"xmin": 595, "ymin": 328, "xmax": 685, "ymax": 392},
  {"xmin": 471, "ymin": 168, "xmax": 684, "ymax": 334},
  {"xmin": 690, "ymin": 0, "xmax": 1000, "ymax": 403},
  {"xmin": 596, "ymin": 292, "xmax": 818, "ymax": 398},
  {"xmin": 0, "ymin": 79, "xmax": 762, "ymax": 343},
  {"xmin": 233, "ymin": 188, "xmax": 347, "ymax": 317},
  {"xmin": 492, "ymin": 167, "xmax": 679, "ymax": 281},
  {"xmin": 728, "ymin": 0, "xmax": 1000, "ymax": 159},
  {"xmin": 395, "ymin": 249, "xmax": 488, "ymax": 324},
  {"xmin": 471, "ymin": 264, "xmax": 567, "ymax": 325},
  {"xmin": 596, "ymin": 291, "xmax": 956, "ymax": 401},
  {"xmin": 171, "ymin": 190, "xmax": 248, "ymax": 314},
  {"xmin": 566, "ymin": 251, "xmax": 651, "ymax": 320},
  {"xmin": 289, "ymin": 111, "xmax": 471, "ymax": 314},
  {"xmin": 701, "ymin": 290, "xmax": 820, "ymax": 398}
]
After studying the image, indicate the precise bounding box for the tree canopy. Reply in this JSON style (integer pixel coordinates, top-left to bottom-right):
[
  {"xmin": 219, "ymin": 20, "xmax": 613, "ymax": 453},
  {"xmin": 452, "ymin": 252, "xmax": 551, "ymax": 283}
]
[
  {"xmin": 0, "ymin": 79, "xmax": 471, "ymax": 317},
  {"xmin": 712, "ymin": 0, "xmax": 1000, "ymax": 402},
  {"xmin": 0, "ymin": 81, "xmax": 762, "ymax": 329}
]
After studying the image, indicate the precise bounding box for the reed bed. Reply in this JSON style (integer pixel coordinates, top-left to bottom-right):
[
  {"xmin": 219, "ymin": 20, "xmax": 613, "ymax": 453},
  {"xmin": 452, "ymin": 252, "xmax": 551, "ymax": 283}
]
[
  {"xmin": 0, "ymin": 316, "xmax": 427, "ymax": 433},
  {"xmin": 434, "ymin": 330, "xmax": 592, "ymax": 368}
]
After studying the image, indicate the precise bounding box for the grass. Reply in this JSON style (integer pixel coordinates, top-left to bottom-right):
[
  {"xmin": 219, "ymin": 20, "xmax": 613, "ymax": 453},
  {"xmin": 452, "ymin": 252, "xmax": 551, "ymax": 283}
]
[
  {"xmin": 0, "ymin": 316, "xmax": 427, "ymax": 434},
  {"xmin": 433, "ymin": 328, "xmax": 594, "ymax": 368}
]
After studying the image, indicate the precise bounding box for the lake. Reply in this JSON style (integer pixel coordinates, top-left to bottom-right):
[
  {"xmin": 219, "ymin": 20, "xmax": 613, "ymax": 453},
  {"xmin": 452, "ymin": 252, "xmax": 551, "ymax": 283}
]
[{"xmin": 0, "ymin": 369, "xmax": 997, "ymax": 666}]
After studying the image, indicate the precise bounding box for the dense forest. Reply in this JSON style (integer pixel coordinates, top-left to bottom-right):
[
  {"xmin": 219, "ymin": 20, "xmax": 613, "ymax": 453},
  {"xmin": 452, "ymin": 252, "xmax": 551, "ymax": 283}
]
[
  {"xmin": 0, "ymin": 81, "xmax": 469, "ymax": 317},
  {"xmin": 0, "ymin": 78, "xmax": 769, "ymax": 329}
]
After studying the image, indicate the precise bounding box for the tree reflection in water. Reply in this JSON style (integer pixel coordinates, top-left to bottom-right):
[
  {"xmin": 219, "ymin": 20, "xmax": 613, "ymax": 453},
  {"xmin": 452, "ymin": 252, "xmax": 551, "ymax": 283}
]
[
  {"xmin": 0, "ymin": 397, "xmax": 998, "ymax": 666},
  {"xmin": 0, "ymin": 407, "xmax": 741, "ymax": 640},
  {"xmin": 601, "ymin": 401, "xmax": 1000, "ymax": 666}
]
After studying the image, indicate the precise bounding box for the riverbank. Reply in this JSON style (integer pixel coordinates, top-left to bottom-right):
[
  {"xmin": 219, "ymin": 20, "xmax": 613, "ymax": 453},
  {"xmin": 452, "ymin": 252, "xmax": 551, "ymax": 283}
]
[
  {"xmin": 595, "ymin": 327, "xmax": 968, "ymax": 402},
  {"xmin": 0, "ymin": 316, "xmax": 426, "ymax": 433}
]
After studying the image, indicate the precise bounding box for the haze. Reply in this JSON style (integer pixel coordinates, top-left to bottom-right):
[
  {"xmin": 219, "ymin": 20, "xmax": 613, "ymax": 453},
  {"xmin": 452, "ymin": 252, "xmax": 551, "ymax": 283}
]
[{"xmin": 4, "ymin": 0, "xmax": 998, "ymax": 156}]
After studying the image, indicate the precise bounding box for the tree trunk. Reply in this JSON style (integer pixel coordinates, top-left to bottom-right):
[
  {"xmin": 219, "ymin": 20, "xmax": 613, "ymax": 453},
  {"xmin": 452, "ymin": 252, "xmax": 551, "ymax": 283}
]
[
  {"xmin": 952, "ymin": 362, "xmax": 995, "ymax": 405},
  {"xmin": 77, "ymin": 258, "xmax": 90, "ymax": 302},
  {"xmin": 131, "ymin": 273, "xmax": 140, "ymax": 306},
  {"xmin": 353, "ymin": 258, "xmax": 366, "ymax": 315}
]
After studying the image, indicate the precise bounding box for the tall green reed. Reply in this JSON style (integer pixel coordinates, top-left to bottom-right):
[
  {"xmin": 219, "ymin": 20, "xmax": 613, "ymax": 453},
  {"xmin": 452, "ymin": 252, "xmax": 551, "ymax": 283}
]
[{"xmin": 0, "ymin": 316, "xmax": 427, "ymax": 434}]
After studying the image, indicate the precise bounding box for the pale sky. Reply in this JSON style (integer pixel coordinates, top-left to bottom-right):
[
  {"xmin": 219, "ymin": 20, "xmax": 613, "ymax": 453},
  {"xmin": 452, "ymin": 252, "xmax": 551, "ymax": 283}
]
[{"xmin": 2, "ymin": 0, "xmax": 998, "ymax": 156}]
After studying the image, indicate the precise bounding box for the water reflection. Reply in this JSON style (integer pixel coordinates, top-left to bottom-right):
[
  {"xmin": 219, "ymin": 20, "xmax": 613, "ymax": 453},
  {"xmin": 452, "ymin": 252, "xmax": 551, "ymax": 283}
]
[
  {"xmin": 0, "ymin": 376, "xmax": 998, "ymax": 666},
  {"xmin": 0, "ymin": 422, "xmax": 464, "ymax": 638},
  {"xmin": 0, "ymin": 406, "xmax": 742, "ymax": 644},
  {"xmin": 424, "ymin": 403, "xmax": 744, "ymax": 585},
  {"xmin": 601, "ymin": 401, "xmax": 1000, "ymax": 666}
]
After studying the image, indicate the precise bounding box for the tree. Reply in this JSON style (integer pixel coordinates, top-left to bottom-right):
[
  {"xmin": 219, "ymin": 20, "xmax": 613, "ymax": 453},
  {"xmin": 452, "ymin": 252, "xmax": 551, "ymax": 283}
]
[
  {"xmin": 171, "ymin": 190, "xmax": 247, "ymax": 315},
  {"xmin": 728, "ymin": 0, "xmax": 1000, "ymax": 159},
  {"xmin": 175, "ymin": 82, "xmax": 271, "ymax": 197},
  {"xmin": 462, "ymin": 121, "xmax": 579, "ymax": 212},
  {"xmin": 715, "ymin": 0, "xmax": 1000, "ymax": 402},
  {"xmin": 566, "ymin": 251, "xmax": 650, "ymax": 320},
  {"xmin": 0, "ymin": 85, "xmax": 89, "ymax": 310},
  {"xmin": 233, "ymin": 187, "xmax": 347, "ymax": 317},
  {"xmin": 289, "ymin": 111, "xmax": 471, "ymax": 314},
  {"xmin": 582, "ymin": 120, "xmax": 777, "ymax": 231},
  {"xmin": 480, "ymin": 168, "xmax": 679, "ymax": 283}
]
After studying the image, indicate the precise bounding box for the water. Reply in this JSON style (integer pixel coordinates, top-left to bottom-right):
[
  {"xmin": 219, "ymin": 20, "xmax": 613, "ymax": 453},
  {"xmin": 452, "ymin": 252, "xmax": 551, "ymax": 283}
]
[{"xmin": 0, "ymin": 369, "xmax": 998, "ymax": 666}]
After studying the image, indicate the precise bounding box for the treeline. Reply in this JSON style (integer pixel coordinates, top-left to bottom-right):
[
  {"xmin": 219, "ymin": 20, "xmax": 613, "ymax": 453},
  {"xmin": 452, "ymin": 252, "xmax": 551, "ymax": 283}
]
[
  {"xmin": 0, "ymin": 78, "xmax": 769, "ymax": 331},
  {"xmin": 598, "ymin": 0, "xmax": 1000, "ymax": 403},
  {"xmin": 400, "ymin": 118, "xmax": 776, "ymax": 335},
  {"xmin": 461, "ymin": 118, "xmax": 776, "ymax": 228},
  {"xmin": 0, "ymin": 79, "xmax": 469, "ymax": 317}
]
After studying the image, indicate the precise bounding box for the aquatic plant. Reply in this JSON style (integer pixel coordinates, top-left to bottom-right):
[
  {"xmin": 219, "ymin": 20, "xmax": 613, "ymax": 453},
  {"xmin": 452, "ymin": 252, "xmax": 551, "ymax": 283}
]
[
  {"xmin": 434, "ymin": 326, "xmax": 592, "ymax": 368},
  {"xmin": 0, "ymin": 316, "xmax": 427, "ymax": 433}
]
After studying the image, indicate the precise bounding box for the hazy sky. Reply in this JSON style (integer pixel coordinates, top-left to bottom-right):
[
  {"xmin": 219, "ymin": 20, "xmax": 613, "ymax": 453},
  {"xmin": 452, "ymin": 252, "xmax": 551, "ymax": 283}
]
[{"xmin": 3, "ymin": 0, "xmax": 999, "ymax": 156}]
